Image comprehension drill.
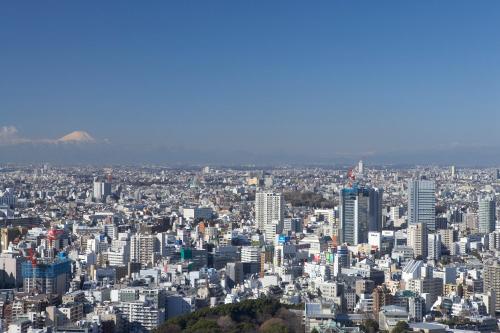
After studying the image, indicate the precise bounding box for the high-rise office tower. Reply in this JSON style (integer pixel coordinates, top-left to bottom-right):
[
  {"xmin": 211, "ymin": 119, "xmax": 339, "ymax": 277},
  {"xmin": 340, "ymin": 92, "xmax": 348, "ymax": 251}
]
[
  {"xmin": 368, "ymin": 188, "xmax": 383, "ymax": 232},
  {"xmin": 226, "ymin": 262, "xmax": 244, "ymax": 288},
  {"xmin": 255, "ymin": 192, "xmax": 284, "ymax": 242},
  {"xmin": 93, "ymin": 177, "xmax": 103, "ymax": 201},
  {"xmin": 483, "ymin": 259, "xmax": 500, "ymax": 312},
  {"xmin": 408, "ymin": 223, "xmax": 428, "ymax": 259},
  {"xmin": 339, "ymin": 186, "xmax": 383, "ymax": 245},
  {"xmin": 427, "ymin": 233, "xmax": 442, "ymax": 261},
  {"xmin": 93, "ymin": 176, "xmax": 112, "ymax": 202},
  {"xmin": 451, "ymin": 165, "xmax": 456, "ymax": 178},
  {"xmin": 408, "ymin": 179, "xmax": 436, "ymax": 231},
  {"xmin": 479, "ymin": 196, "xmax": 496, "ymax": 234},
  {"xmin": 333, "ymin": 245, "xmax": 350, "ymax": 277}
]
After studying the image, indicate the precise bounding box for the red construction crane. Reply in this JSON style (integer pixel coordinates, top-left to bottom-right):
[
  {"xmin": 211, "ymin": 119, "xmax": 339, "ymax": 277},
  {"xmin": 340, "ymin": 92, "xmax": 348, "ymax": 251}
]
[
  {"xmin": 347, "ymin": 168, "xmax": 356, "ymax": 187},
  {"xmin": 27, "ymin": 248, "xmax": 37, "ymax": 267},
  {"xmin": 47, "ymin": 228, "xmax": 64, "ymax": 248}
]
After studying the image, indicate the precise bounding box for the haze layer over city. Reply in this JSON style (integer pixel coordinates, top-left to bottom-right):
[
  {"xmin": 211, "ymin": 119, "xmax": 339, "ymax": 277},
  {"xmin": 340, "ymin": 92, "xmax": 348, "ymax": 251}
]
[{"xmin": 2, "ymin": 2, "xmax": 500, "ymax": 333}]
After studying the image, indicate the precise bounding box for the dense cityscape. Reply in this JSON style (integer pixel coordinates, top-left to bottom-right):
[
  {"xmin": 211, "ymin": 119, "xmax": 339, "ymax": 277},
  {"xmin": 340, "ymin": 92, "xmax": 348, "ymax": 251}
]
[
  {"xmin": 3, "ymin": 1, "xmax": 500, "ymax": 332},
  {"xmin": 0, "ymin": 163, "xmax": 499, "ymax": 332}
]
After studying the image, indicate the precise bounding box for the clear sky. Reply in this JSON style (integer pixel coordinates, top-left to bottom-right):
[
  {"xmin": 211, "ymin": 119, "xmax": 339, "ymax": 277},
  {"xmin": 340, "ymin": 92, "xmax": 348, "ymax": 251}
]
[{"xmin": 1, "ymin": 1, "xmax": 500, "ymax": 164}]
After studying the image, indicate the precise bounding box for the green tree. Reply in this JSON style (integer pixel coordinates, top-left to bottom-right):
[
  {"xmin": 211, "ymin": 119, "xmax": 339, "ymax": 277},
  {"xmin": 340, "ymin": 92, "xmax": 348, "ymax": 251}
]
[
  {"xmin": 153, "ymin": 297, "xmax": 304, "ymax": 333},
  {"xmin": 361, "ymin": 319, "xmax": 379, "ymax": 333},
  {"xmin": 391, "ymin": 321, "xmax": 409, "ymax": 333},
  {"xmin": 440, "ymin": 256, "xmax": 451, "ymax": 265},
  {"xmin": 185, "ymin": 319, "xmax": 219, "ymax": 333},
  {"xmin": 153, "ymin": 323, "xmax": 181, "ymax": 333},
  {"xmin": 260, "ymin": 318, "xmax": 289, "ymax": 333}
]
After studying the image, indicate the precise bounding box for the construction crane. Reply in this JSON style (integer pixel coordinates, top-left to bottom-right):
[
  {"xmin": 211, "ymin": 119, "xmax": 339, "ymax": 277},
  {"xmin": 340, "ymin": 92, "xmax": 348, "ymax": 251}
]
[
  {"xmin": 47, "ymin": 227, "xmax": 64, "ymax": 249},
  {"xmin": 104, "ymin": 168, "xmax": 113, "ymax": 183},
  {"xmin": 347, "ymin": 168, "xmax": 356, "ymax": 187},
  {"xmin": 27, "ymin": 248, "xmax": 37, "ymax": 267},
  {"xmin": 27, "ymin": 248, "xmax": 37, "ymax": 293}
]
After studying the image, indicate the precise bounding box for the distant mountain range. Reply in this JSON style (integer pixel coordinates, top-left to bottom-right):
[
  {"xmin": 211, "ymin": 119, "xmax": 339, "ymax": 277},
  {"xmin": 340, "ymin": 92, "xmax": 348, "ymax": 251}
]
[
  {"xmin": 0, "ymin": 127, "xmax": 499, "ymax": 166},
  {"xmin": 0, "ymin": 141, "xmax": 500, "ymax": 167}
]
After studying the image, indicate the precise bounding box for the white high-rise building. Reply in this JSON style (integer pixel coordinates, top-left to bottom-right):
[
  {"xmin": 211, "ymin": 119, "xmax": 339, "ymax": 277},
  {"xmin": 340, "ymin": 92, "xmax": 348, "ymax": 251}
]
[
  {"xmin": 427, "ymin": 233, "xmax": 442, "ymax": 261},
  {"xmin": 408, "ymin": 179, "xmax": 436, "ymax": 231},
  {"xmin": 106, "ymin": 247, "xmax": 130, "ymax": 266},
  {"xmin": 358, "ymin": 160, "xmax": 364, "ymax": 174},
  {"xmin": 408, "ymin": 223, "xmax": 428, "ymax": 259},
  {"xmin": 241, "ymin": 246, "xmax": 260, "ymax": 264},
  {"xmin": 255, "ymin": 192, "xmax": 284, "ymax": 242},
  {"xmin": 130, "ymin": 234, "xmax": 156, "ymax": 268},
  {"xmin": 483, "ymin": 259, "xmax": 500, "ymax": 312},
  {"xmin": 264, "ymin": 222, "xmax": 283, "ymax": 244},
  {"xmin": 488, "ymin": 231, "xmax": 500, "ymax": 251},
  {"xmin": 390, "ymin": 206, "xmax": 403, "ymax": 221},
  {"xmin": 479, "ymin": 196, "xmax": 496, "ymax": 234},
  {"xmin": 116, "ymin": 301, "xmax": 165, "ymax": 331}
]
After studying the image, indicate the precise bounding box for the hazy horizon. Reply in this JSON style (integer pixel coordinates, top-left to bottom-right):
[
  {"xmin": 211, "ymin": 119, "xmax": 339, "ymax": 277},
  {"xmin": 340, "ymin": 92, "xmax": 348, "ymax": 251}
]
[{"xmin": 2, "ymin": 1, "xmax": 500, "ymax": 165}]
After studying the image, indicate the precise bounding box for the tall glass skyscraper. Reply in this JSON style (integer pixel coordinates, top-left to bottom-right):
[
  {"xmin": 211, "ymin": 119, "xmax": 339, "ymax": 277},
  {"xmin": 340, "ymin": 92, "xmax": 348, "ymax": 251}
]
[
  {"xmin": 408, "ymin": 179, "xmax": 436, "ymax": 231},
  {"xmin": 339, "ymin": 185, "xmax": 383, "ymax": 245},
  {"xmin": 479, "ymin": 196, "xmax": 496, "ymax": 234}
]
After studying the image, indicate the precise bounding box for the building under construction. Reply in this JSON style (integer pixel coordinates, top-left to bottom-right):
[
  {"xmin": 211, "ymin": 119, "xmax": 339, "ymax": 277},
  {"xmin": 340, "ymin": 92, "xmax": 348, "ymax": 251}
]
[{"xmin": 21, "ymin": 257, "xmax": 71, "ymax": 296}]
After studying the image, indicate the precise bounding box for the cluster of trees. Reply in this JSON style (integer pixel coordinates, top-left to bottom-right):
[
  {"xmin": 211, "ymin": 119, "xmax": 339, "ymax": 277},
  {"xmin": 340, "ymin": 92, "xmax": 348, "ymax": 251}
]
[
  {"xmin": 358, "ymin": 319, "xmax": 409, "ymax": 333},
  {"xmin": 359, "ymin": 319, "xmax": 379, "ymax": 333},
  {"xmin": 390, "ymin": 321, "xmax": 410, "ymax": 333},
  {"xmin": 284, "ymin": 191, "xmax": 335, "ymax": 208},
  {"xmin": 440, "ymin": 316, "xmax": 473, "ymax": 326},
  {"xmin": 153, "ymin": 298, "xmax": 303, "ymax": 333}
]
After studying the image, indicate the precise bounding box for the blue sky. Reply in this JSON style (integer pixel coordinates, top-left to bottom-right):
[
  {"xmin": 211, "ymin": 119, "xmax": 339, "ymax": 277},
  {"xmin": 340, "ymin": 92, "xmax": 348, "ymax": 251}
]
[{"xmin": 1, "ymin": 1, "xmax": 500, "ymax": 164}]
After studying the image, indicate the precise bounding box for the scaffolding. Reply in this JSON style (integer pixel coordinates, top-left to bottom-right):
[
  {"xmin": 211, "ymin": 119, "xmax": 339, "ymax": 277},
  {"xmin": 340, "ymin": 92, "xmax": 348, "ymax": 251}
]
[{"xmin": 21, "ymin": 258, "xmax": 71, "ymax": 279}]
